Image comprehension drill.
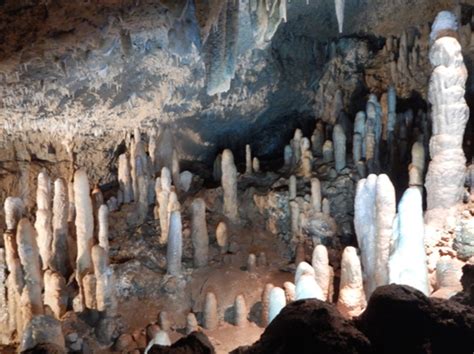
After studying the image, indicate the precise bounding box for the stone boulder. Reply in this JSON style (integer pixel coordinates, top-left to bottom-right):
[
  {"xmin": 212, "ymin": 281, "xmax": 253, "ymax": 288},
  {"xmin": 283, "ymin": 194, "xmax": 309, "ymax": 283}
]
[
  {"xmin": 231, "ymin": 299, "xmax": 371, "ymax": 354},
  {"xmin": 148, "ymin": 331, "xmax": 215, "ymax": 354},
  {"xmin": 355, "ymin": 284, "xmax": 474, "ymax": 354}
]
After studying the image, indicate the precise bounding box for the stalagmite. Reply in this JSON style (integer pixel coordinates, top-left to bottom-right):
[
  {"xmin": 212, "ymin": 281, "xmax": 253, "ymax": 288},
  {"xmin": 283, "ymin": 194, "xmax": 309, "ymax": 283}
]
[
  {"xmin": 283, "ymin": 281, "xmax": 295, "ymax": 303},
  {"xmin": 51, "ymin": 178, "xmax": 69, "ymax": 277},
  {"xmin": 252, "ymin": 157, "xmax": 260, "ymax": 173},
  {"xmin": 261, "ymin": 283, "xmax": 274, "ymax": 327},
  {"xmin": 186, "ymin": 313, "xmax": 198, "ymax": 335},
  {"xmin": 425, "ymin": 11, "xmax": 469, "ymax": 226},
  {"xmin": 245, "ymin": 144, "xmax": 252, "ymax": 175},
  {"xmin": 322, "ymin": 198, "xmax": 331, "ymax": 216},
  {"xmin": 136, "ymin": 156, "xmax": 149, "ymax": 224},
  {"xmin": 216, "ymin": 221, "xmax": 228, "ymax": 254},
  {"xmin": 295, "ymin": 274, "xmax": 324, "ymax": 300},
  {"xmin": 74, "ymin": 170, "xmax": 94, "ymax": 280},
  {"xmin": 284, "ymin": 145, "xmax": 293, "ymax": 167},
  {"xmin": 322, "ymin": 140, "xmax": 334, "ymax": 163},
  {"xmin": 92, "ymin": 245, "xmax": 116, "ymax": 315},
  {"xmin": 203, "ymin": 292, "xmax": 218, "ymax": 330},
  {"xmin": 257, "ymin": 252, "xmax": 267, "ymax": 267},
  {"xmin": 268, "ymin": 287, "xmax": 286, "ymax": 324},
  {"xmin": 166, "ymin": 210, "xmax": 182, "ymax": 276},
  {"xmin": 4, "ymin": 197, "xmax": 24, "ymax": 231},
  {"xmin": 295, "ymin": 261, "xmax": 315, "ymax": 284},
  {"xmin": 311, "ymin": 122, "xmax": 325, "ymax": 157},
  {"xmin": 221, "ymin": 149, "xmax": 239, "ymax": 222},
  {"xmin": 337, "ymin": 247, "xmax": 366, "ymax": 317},
  {"xmin": 35, "ymin": 171, "xmax": 53, "ymax": 270},
  {"xmin": 311, "ymin": 178, "xmax": 322, "ymax": 213},
  {"xmin": 409, "ymin": 141, "xmax": 425, "ymax": 187},
  {"xmin": 43, "ymin": 270, "xmax": 67, "ymax": 319},
  {"xmin": 354, "ymin": 174, "xmax": 377, "ymax": 297},
  {"xmin": 144, "ymin": 330, "xmax": 171, "ymax": 353},
  {"xmin": 118, "ymin": 153, "xmax": 133, "ymax": 203},
  {"xmin": 171, "ymin": 149, "xmax": 180, "ymax": 191},
  {"xmin": 0, "ymin": 249, "xmax": 8, "ymax": 343},
  {"xmin": 290, "ymin": 201, "xmax": 300, "ymax": 242},
  {"xmin": 247, "ymin": 253, "xmax": 257, "ymax": 273},
  {"xmin": 158, "ymin": 190, "xmax": 170, "ymax": 245},
  {"xmin": 335, "ymin": 0, "xmax": 345, "ymax": 33},
  {"xmin": 191, "ymin": 198, "xmax": 208, "ymax": 268},
  {"xmin": 333, "ymin": 124, "xmax": 346, "ymax": 173},
  {"xmin": 98, "ymin": 205, "xmax": 109, "ymax": 254},
  {"xmin": 289, "ymin": 175, "xmax": 297, "ymax": 200},
  {"xmin": 312, "ymin": 245, "xmax": 330, "ymax": 301},
  {"xmin": 354, "ymin": 111, "xmax": 366, "ymax": 159},
  {"xmin": 17, "ymin": 219, "xmax": 43, "ymax": 324},
  {"xmin": 389, "ymin": 187, "xmax": 429, "ymax": 295},
  {"xmin": 374, "ymin": 174, "xmax": 396, "ymax": 289},
  {"xmin": 234, "ymin": 294, "xmax": 248, "ymax": 327}
]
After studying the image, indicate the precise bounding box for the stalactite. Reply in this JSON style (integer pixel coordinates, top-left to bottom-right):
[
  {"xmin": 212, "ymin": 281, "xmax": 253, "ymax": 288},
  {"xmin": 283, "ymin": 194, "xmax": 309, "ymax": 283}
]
[{"xmin": 334, "ymin": 0, "xmax": 345, "ymax": 33}]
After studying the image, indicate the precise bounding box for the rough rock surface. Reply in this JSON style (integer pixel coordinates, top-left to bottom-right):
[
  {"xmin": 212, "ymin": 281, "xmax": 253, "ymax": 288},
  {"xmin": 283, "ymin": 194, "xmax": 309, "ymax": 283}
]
[
  {"xmin": 148, "ymin": 331, "xmax": 215, "ymax": 354},
  {"xmin": 231, "ymin": 299, "xmax": 371, "ymax": 354},
  {"xmin": 356, "ymin": 284, "xmax": 474, "ymax": 354}
]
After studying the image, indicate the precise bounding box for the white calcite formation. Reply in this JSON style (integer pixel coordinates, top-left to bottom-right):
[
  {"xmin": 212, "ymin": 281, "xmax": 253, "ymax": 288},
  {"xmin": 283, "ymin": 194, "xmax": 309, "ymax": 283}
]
[
  {"xmin": 261, "ymin": 283, "xmax": 274, "ymax": 327},
  {"xmin": 74, "ymin": 170, "xmax": 94, "ymax": 283},
  {"xmin": 92, "ymin": 245, "xmax": 116, "ymax": 315},
  {"xmin": 354, "ymin": 174, "xmax": 396, "ymax": 297},
  {"xmin": 203, "ymin": 292, "xmax": 218, "ymax": 330},
  {"xmin": 191, "ymin": 198, "xmax": 209, "ymax": 268},
  {"xmin": 312, "ymin": 245, "xmax": 331, "ymax": 301},
  {"xmin": 43, "ymin": 270, "xmax": 67, "ymax": 319},
  {"xmin": 166, "ymin": 210, "xmax": 183, "ymax": 276},
  {"xmin": 295, "ymin": 261, "xmax": 315, "ymax": 284},
  {"xmin": 51, "ymin": 179, "xmax": 70, "ymax": 277},
  {"xmin": 389, "ymin": 187, "xmax": 429, "ymax": 295},
  {"xmin": 118, "ymin": 153, "xmax": 133, "ymax": 203},
  {"xmin": 234, "ymin": 294, "xmax": 248, "ymax": 327},
  {"xmin": 216, "ymin": 221, "xmax": 228, "ymax": 254},
  {"xmin": 311, "ymin": 178, "xmax": 322, "ymax": 213},
  {"xmin": 425, "ymin": 11, "xmax": 469, "ymax": 226},
  {"xmin": 268, "ymin": 287, "xmax": 286, "ymax": 324},
  {"xmin": 98, "ymin": 205, "xmax": 109, "ymax": 254},
  {"xmin": 409, "ymin": 141, "xmax": 425, "ymax": 187},
  {"xmin": 4, "ymin": 197, "xmax": 25, "ymax": 231},
  {"xmin": 35, "ymin": 171, "xmax": 53, "ymax": 270},
  {"xmin": 295, "ymin": 274, "xmax": 324, "ymax": 301},
  {"xmin": 222, "ymin": 149, "xmax": 239, "ymax": 223},
  {"xmin": 334, "ymin": 0, "xmax": 345, "ymax": 33},
  {"xmin": 337, "ymin": 247, "xmax": 366, "ymax": 317},
  {"xmin": 333, "ymin": 124, "xmax": 346, "ymax": 173}
]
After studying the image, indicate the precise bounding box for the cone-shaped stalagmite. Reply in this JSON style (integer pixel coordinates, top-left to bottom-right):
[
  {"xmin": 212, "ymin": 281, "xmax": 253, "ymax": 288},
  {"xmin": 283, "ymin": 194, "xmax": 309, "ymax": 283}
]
[
  {"xmin": 43, "ymin": 270, "xmax": 67, "ymax": 319},
  {"xmin": 118, "ymin": 153, "xmax": 133, "ymax": 203},
  {"xmin": 337, "ymin": 247, "xmax": 366, "ymax": 317},
  {"xmin": 234, "ymin": 294, "xmax": 248, "ymax": 327},
  {"xmin": 333, "ymin": 124, "xmax": 346, "ymax": 173},
  {"xmin": 51, "ymin": 178, "xmax": 70, "ymax": 277},
  {"xmin": 191, "ymin": 198, "xmax": 208, "ymax": 268},
  {"xmin": 268, "ymin": 287, "xmax": 286, "ymax": 324},
  {"xmin": 92, "ymin": 245, "xmax": 117, "ymax": 315},
  {"xmin": 389, "ymin": 187, "xmax": 429, "ymax": 295},
  {"xmin": 166, "ymin": 211, "xmax": 182, "ymax": 276},
  {"xmin": 222, "ymin": 149, "xmax": 239, "ymax": 222},
  {"xmin": 35, "ymin": 171, "xmax": 53, "ymax": 270},
  {"xmin": 312, "ymin": 245, "xmax": 331, "ymax": 301},
  {"xmin": 4, "ymin": 197, "xmax": 24, "ymax": 231},
  {"xmin": 203, "ymin": 292, "xmax": 218, "ymax": 330}
]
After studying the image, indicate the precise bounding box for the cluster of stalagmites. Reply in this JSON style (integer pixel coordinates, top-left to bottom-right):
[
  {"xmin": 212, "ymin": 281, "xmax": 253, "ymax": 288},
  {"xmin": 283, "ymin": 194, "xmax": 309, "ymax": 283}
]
[{"xmin": 0, "ymin": 169, "xmax": 117, "ymax": 352}]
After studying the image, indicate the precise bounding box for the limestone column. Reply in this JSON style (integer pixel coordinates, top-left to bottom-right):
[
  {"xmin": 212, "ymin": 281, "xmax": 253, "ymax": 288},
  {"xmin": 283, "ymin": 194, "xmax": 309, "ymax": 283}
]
[
  {"xmin": 425, "ymin": 11, "xmax": 469, "ymax": 226},
  {"xmin": 191, "ymin": 198, "xmax": 208, "ymax": 268},
  {"xmin": 221, "ymin": 149, "xmax": 239, "ymax": 222}
]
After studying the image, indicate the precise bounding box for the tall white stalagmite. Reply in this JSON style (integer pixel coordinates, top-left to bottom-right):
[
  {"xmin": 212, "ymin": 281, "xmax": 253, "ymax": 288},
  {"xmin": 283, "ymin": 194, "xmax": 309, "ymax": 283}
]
[
  {"xmin": 92, "ymin": 245, "xmax": 117, "ymax": 315},
  {"xmin": 337, "ymin": 247, "xmax": 366, "ymax": 317},
  {"xmin": 166, "ymin": 210, "xmax": 182, "ymax": 276},
  {"xmin": 51, "ymin": 178, "xmax": 69, "ymax": 277},
  {"xmin": 118, "ymin": 153, "xmax": 133, "ymax": 203},
  {"xmin": 74, "ymin": 170, "xmax": 94, "ymax": 280},
  {"xmin": 43, "ymin": 270, "xmax": 67, "ymax": 319},
  {"xmin": 222, "ymin": 149, "xmax": 238, "ymax": 222},
  {"xmin": 35, "ymin": 171, "xmax": 53, "ymax": 270},
  {"xmin": 268, "ymin": 287, "xmax": 286, "ymax": 324},
  {"xmin": 389, "ymin": 187, "xmax": 429, "ymax": 295},
  {"xmin": 191, "ymin": 198, "xmax": 208, "ymax": 268},
  {"xmin": 245, "ymin": 144, "xmax": 252, "ymax": 175},
  {"xmin": 425, "ymin": 11, "xmax": 469, "ymax": 226},
  {"xmin": 333, "ymin": 124, "xmax": 347, "ymax": 173},
  {"xmin": 354, "ymin": 174, "xmax": 386, "ymax": 297},
  {"xmin": 16, "ymin": 219, "xmax": 43, "ymax": 325},
  {"xmin": 374, "ymin": 174, "xmax": 396, "ymax": 289},
  {"xmin": 311, "ymin": 178, "xmax": 322, "ymax": 213},
  {"xmin": 312, "ymin": 245, "xmax": 330, "ymax": 301},
  {"xmin": 335, "ymin": 0, "xmax": 345, "ymax": 33},
  {"xmin": 4, "ymin": 197, "xmax": 24, "ymax": 231},
  {"xmin": 98, "ymin": 205, "xmax": 109, "ymax": 254},
  {"xmin": 409, "ymin": 141, "xmax": 425, "ymax": 187},
  {"xmin": 295, "ymin": 274, "xmax": 324, "ymax": 301}
]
